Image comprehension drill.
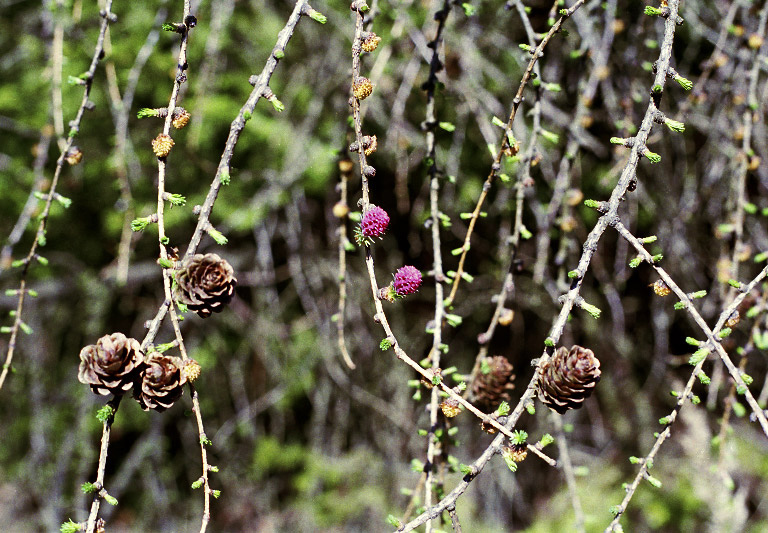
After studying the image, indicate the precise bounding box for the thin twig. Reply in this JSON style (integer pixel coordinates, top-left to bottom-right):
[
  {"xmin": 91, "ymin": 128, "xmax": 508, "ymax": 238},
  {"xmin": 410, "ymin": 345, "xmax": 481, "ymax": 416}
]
[
  {"xmin": 444, "ymin": 0, "xmax": 587, "ymax": 306},
  {"xmin": 422, "ymin": 2, "xmax": 451, "ymax": 530},
  {"xmin": 141, "ymin": 0, "xmax": 313, "ymax": 345},
  {"xmin": 447, "ymin": 504, "xmax": 462, "ymax": 533},
  {"xmin": 612, "ymin": 219, "xmax": 768, "ymax": 436},
  {"xmin": 464, "ymin": 0, "xmax": 546, "ymax": 401},
  {"xmin": 351, "ymin": 1, "xmax": 527, "ymax": 449},
  {"xmin": 103, "ymin": 3, "xmax": 169, "ymax": 285},
  {"xmin": 134, "ymin": 4, "xmax": 315, "ymax": 525},
  {"xmin": 0, "ymin": 0, "xmax": 115, "ymax": 392},
  {"xmin": 181, "ymin": 0, "xmax": 314, "ymax": 260},
  {"xmin": 336, "ymin": 160, "xmax": 356, "ymax": 370},
  {"xmin": 145, "ymin": 4, "xmax": 218, "ymax": 529},
  {"xmin": 553, "ymin": 414, "xmax": 585, "ymax": 533},
  {"xmin": 399, "ymin": 2, "xmax": 684, "ymax": 529},
  {"xmin": 532, "ymin": 0, "xmax": 617, "ymax": 283},
  {"xmin": 85, "ymin": 395, "xmax": 122, "ymax": 533},
  {"xmin": 603, "ymin": 218, "xmax": 768, "ymax": 529},
  {"xmin": 188, "ymin": 0, "xmax": 236, "ymax": 148},
  {"xmin": 51, "ymin": 4, "xmax": 65, "ymax": 150}
]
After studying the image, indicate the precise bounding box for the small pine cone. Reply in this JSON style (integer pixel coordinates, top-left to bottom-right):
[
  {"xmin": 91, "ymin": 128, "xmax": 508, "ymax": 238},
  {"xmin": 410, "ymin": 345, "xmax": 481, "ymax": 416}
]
[
  {"xmin": 726, "ymin": 310, "xmax": 740, "ymax": 328},
  {"xmin": 174, "ymin": 253, "xmax": 237, "ymax": 318},
  {"xmin": 564, "ymin": 188, "xmax": 584, "ymax": 207},
  {"xmin": 78, "ymin": 333, "xmax": 145, "ymax": 396},
  {"xmin": 712, "ymin": 53, "xmax": 728, "ymax": 69},
  {"xmin": 338, "ymin": 159, "xmax": 354, "ymax": 174},
  {"xmin": 65, "ymin": 146, "xmax": 83, "ymax": 165},
  {"xmin": 363, "ymin": 135, "xmax": 378, "ymax": 156},
  {"xmin": 361, "ymin": 32, "xmax": 381, "ymax": 52},
  {"xmin": 172, "ymin": 108, "xmax": 191, "ymax": 129},
  {"xmin": 332, "ymin": 202, "xmax": 349, "ymax": 218},
  {"xmin": 393, "ymin": 265, "xmax": 422, "ymax": 296},
  {"xmin": 498, "ymin": 308, "xmax": 514, "ymax": 326},
  {"xmin": 580, "ymin": 114, "xmax": 594, "ymax": 129},
  {"xmin": 182, "ymin": 359, "xmax": 202, "ymax": 382},
  {"xmin": 559, "ymin": 215, "xmax": 577, "ymax": 233},
  {"xmin": 735, "ymin": 243, "xmax": 752, "ymax": 263},
  {"xmin": 471, "ymin": 356, "xmax": 515, "ymax": 412},
  {"xmin": 538, "ymin": 345, "xmax": 601, "ymax": 414},
  {"xmin": 440, "ymin": 398, "xmax": 461, "ymax": 418},
  {"xmin": 360, "ymin": 205, "xmax": 390, "ymax": 238},
  {"xmin": 352, "ymin": 76, "xmax": 373, "ymax": 100},
  {"xmin": 502, "ymin": 443, "xmax": 528, "ymax": 463},
  {"xmin": 652, "ymin": 279, "xmax": 670, "ymax": 296},
  {"xmin": 152, "ymin": 133, "xmax": 174, "ymax": 157},
  {"xmin": 134, "ymin": 354, "xmax": 187, "ymax": 412}
]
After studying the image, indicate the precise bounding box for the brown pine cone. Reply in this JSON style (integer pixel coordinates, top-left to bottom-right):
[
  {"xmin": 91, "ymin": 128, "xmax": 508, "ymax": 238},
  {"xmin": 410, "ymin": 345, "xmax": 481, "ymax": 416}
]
[
  {"xmin": 538, "ymin": 345, "xmax": 601, "ymax": 414},
  {"xmin": 471, "ymin": 356, "xmax": 516, "ymax": 412},
  {"xmin": 134, "ymin": 354, "xmax": 188, "ymax": 412},
  {"xmin": 174, "ymin": 253, "xmax": 237, "ymax": 318},
  {"xmin": 78, "ymin": 333, "xmax": 145, "ymax": 396}
]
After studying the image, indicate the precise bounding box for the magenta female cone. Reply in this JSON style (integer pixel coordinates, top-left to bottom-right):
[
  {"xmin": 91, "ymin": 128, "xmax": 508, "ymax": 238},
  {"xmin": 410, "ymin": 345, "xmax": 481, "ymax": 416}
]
[
  {"xmin": 360, "ymin": 205, "xmax": 390, "ymax": 238},
  {"xmin": 393, "ymin": 265, "xmax": 422, "ymax": 296}
]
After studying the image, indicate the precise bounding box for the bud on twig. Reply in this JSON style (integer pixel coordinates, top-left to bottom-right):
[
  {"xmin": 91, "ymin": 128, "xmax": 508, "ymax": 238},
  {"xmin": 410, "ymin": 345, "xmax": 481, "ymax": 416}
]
[
  {"xmin": 65, "ymin": 146, "xmax": 83, "ymax": 165},
  {"xmin": 152, "ymin": 134, "xmax": 174, "ymax": 158},
  {"xmin": 352, "ymin": 76, "xmax": 374, "ymax": 100},
  {"xmin": 361, "ymin": 32, "xmax": 381, "ymax": 52},
  {"xmin": 172, "ymin": 108, "xmax": 191, "ymax": 129}
]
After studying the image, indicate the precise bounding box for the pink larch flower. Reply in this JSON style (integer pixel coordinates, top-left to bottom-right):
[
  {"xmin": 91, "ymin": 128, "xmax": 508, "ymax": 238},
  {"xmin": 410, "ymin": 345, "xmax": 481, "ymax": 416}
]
[
  {"xmin": 360, "ymin": 205, "xmax": 390, "ymax": 238},
  {"xmin": 394, "ymin": 265, "xmax": 422, "ymax": 295}
]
